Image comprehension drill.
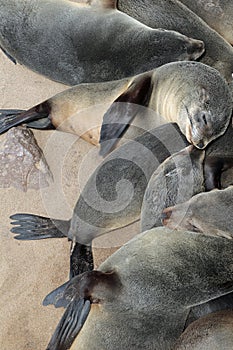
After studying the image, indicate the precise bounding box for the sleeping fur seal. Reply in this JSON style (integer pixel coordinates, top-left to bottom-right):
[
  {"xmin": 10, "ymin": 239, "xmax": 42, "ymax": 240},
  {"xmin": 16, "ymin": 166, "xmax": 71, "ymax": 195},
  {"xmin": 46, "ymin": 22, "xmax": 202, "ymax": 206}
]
[
  {"xmin": 44, "ymin": 228, "xmax": 233, "ymax": 350},
  {"xmin": 1, "ymin": 62, "xmax": 231, "ymax": 156},
  {"xmin": 99, "ymin": 61, "xmax": 232, "ymax": 155},
  {"xmin": 117, "ymin": 0, "xmax": 233, "ymax": 82},
  {"xmin": 174, "ymin": 310, "xmax": 233, "ymax": 350},
  {"xmin": 0, "ymin": 0, "xmax": 204, "ymax": 85},
  {"xmin": 179, "ymin": 0, "xmax": 233, "ymax": 45}
]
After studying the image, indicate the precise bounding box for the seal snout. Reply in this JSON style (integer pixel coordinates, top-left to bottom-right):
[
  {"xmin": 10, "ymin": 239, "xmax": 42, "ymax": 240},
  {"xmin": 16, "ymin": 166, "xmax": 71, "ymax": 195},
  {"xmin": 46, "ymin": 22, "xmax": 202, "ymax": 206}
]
[
  {"xmin": 195, "ymin": 140, "xmax": 205, "ymax": 149},
  {"xmin": 188, "ymin": 110, "xmax": 212, "ymax": 149},
  {"xmin": 186, "ymin": 38, "xmax": 205, "ymax": 60}
]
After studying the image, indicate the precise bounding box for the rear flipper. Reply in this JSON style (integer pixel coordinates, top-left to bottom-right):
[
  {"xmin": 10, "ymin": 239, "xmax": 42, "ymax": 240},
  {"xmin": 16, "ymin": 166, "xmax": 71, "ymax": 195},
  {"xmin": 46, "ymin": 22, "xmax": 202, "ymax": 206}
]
[
  {"xmin": 10, "ymin": 213, "xmax": 70, "ymax": 240},
  {"xmin": 0, "ymin": 102, "xmax": 53, "ymax": 134},
  {"xmin": 70, "ymin": 241, "xmax": 94, "ymax": 278},
  {"xmin": 45, "ymin": 270, "xmax": 121, "ymax": 349},
  {"xmin": 46, "ymin": 298, "xmax": 91, "ymax": 350}
]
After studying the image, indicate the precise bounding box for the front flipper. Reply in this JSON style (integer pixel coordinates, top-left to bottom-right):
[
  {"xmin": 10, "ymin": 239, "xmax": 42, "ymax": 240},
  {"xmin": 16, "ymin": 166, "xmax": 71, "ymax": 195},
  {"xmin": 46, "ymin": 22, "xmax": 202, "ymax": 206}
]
[
  {"xmin": 46, "ymin": 298, "xmax": 91, "ymax": 350},
  {"xmin": 99, "ymin": 72, "xmax": 152, "ymax": 157},
  {"xmin": 10, "ymin": 213, "xmax": 70, "ymax": 240},
  {"xmin": 0, "ymin": 102, "xmax": 52, "ymax": 134},
  {"xmin": 70, "ymin": 241, "xmax": 94, "ymax": 278},
  {"xmin": 1, "ymin": 46, "xmax": 17, "ymax": 64}
]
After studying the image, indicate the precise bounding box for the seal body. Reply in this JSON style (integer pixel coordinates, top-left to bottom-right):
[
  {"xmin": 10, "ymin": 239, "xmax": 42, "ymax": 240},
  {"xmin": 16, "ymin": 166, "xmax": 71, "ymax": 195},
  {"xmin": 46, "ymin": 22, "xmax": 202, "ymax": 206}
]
[
  {"xmin": 0, "ymin": 0, "xmax": 204, "ymax": 85},
  {"xmin": 46, "ymin": 228, "xmax": 233, "ymax": 350},
  {"xmin": 67, "ymin": 124, "xmax": 188, "ymax": 244},
  {"xmin": 2, "ymin": 61, "xmax": 231, "ymax": 152},
  {"xmin": 180, "ymin": 0, "xmax": 233, "ymax": 45},
  {"xmin": 117, "ymin": 0, "xmax": 233, "ymax": 82},
  {"xmin": 141, "ymin": 146, "xmax": 205, "ymax": 232}
]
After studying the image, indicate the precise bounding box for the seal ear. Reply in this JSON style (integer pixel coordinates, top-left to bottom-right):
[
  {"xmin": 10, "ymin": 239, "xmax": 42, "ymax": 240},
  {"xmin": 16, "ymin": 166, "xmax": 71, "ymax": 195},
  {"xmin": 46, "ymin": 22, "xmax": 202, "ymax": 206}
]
[
  {"xmin": 45, "ymin": 270, "xmax": 121, "ymax": 350},
  {"xmin": 99, "ymin": 73, "xmax": 153, "ymax": 156},
  {"xmin": 90, "ymin": 0, "xmax": 117, "ymax": 9}
]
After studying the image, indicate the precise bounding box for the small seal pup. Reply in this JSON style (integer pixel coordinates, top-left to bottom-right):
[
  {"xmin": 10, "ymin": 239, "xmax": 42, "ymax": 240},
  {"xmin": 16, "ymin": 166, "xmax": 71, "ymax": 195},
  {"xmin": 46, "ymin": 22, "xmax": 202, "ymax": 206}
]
[
  {"xmin": 10, "ymin": 123, "xmax": 189, "ymax": 277},
  {"xmin": 163, "ymin": 185, "xmax": 233, "ymax": 239},
  {"xmin": 43, "ymin": 228, "xmax": 233, "ymax": 350},
  {"xmin": 117, "ymin": 0, "xmax": 233, "ymax": 83},
  {"xmin": 140, "ymin": 146, "xmax": 205, "ymax": 232},
  {"xmin": 174, "ymin": 310, "xmax": 233, "ymax": 350},
  {"xmin": 0, "ymin": 62, "xmax": 231, "ymax": 156},
  {"xmin": 0, "ymin": 0, "xmax": 204, "ymax": 85},
  {"xmin": 179, "ymin": 0, "xmax": 233, "ymax": 45}
]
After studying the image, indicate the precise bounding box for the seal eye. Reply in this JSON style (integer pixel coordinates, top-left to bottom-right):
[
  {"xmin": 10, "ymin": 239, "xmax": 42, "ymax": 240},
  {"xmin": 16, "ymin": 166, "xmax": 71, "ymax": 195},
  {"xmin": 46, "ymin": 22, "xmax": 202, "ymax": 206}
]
[{"xmin": 202, "ymin": 114, "xmax": 207, "ymax": 125}]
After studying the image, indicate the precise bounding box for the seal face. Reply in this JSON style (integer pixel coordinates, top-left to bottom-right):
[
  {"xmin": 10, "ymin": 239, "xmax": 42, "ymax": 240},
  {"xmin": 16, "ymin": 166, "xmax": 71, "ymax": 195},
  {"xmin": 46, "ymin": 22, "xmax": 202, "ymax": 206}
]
[{"xmin": 0, "ymin": 0, "xmax": 204, "ymax": 85}]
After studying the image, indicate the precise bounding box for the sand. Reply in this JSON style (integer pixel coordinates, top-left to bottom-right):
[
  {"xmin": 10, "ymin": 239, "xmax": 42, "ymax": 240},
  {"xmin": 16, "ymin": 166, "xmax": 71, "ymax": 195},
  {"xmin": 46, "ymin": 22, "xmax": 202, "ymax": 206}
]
[{"xmin": 0, "ymin": 51, "xmax": 139, "ymax": 350}]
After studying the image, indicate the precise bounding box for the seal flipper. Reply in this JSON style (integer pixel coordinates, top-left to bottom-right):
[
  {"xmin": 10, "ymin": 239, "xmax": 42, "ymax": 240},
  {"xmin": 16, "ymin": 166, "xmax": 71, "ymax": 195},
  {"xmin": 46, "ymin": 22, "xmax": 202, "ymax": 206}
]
[
  {"xmin": 46, "ymin": 298, "xmax": 91, "ymax": 350},
  {"xmin": 45, "ymin": 270, "xmax": 121, "ymax": 349},
  {"xmin": 99, "ymin": 73, "xmax": 153, "ymax": 157},
  {"xmin": 43, "ymin": 281, "xmax": 71, "ymax": 308},
  {"xmin": 10, "ymin": 213, "xmax": 70, "ymax": 240},
  {"xmin": 70, "ymin": 241, "xmax": 94, "ymax": 278},
  {"xmin": 0, "ymin": 102, "xmax": 52, "ymax": 135},
  {"xmin": 1, "ymin": 47, "xmax": 17, "ymax": 64}
]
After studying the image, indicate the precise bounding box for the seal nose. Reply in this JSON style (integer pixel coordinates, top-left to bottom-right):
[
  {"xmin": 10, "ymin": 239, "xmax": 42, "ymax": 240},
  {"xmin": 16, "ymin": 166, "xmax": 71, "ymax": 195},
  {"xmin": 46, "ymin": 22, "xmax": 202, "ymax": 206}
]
[
  {"xmin": 195, "ymin": 140, "xmax": 205, "ymax": 149},
  {"xmin": 187, "ymin": 39, "xmax": 205, "ymax": 60}
]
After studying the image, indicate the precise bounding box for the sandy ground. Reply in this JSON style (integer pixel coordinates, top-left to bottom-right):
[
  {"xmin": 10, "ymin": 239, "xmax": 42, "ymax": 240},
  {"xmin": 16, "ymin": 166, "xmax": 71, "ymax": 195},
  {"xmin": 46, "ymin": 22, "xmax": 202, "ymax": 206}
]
[{"xmin": 0, "ymin": 52, "xmax": 139, "ymax": 349}]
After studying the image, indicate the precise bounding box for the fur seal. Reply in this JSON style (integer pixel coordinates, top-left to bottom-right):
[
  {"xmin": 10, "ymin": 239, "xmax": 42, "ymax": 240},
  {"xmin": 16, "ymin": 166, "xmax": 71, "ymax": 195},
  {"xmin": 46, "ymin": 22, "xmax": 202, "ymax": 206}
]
[
  {"xmin": 163, "ymin": 185, "xmax": 233, "ymax": 239},
  {"xmin": 117, "ymin": 0, "xmax": 233, "ymax": 82},
  {"xmin": 174, "ymin": 310, "xmax": 233, "ymax": 350},
  {"xmin": 43, "ymin": 228, "xmax": 233, "ymax": 350},
  {"xmin": 0, "ymin": 0, "xmax": 204, "ymax": 85},
  {"xmin": 179, "ymin": 0, "xmax": 233, "ymax": 45},
  {"xmin": 99, "ymin": 61, "xmax": 232, "ymax": 155},
  {"xmin": 10, "ymin": 123, "xmax": 189, "ymax": 277},
  {"xmin": 1, "ymin": 62, "xmax": 231, "ymax": 156},
  {"xmin": 140, "ymin": 146, "xmax": 205, "ymax": 232}
]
